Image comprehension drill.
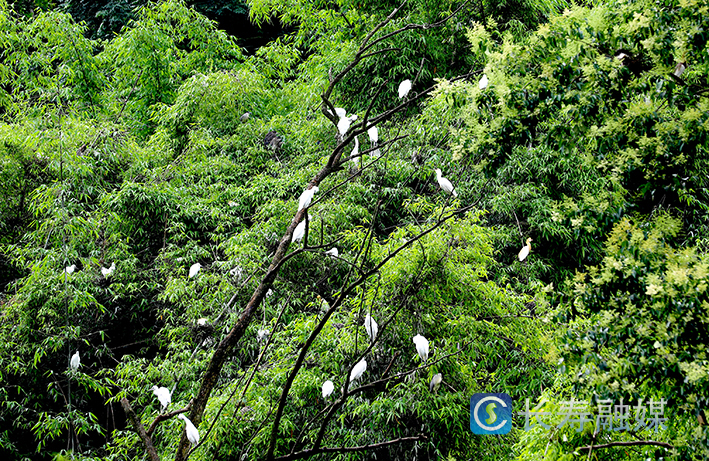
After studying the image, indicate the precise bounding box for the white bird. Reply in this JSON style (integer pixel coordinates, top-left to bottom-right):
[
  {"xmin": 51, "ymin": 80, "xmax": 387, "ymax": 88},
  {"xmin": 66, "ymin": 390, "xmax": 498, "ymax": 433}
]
[
  {"xmin": 317, "ymin": 295, "xmax": 330, "ymax": 313},
  {"xmin": 518, "ymin": 237, "xmax": 532, "ymax": 262},
  {"xmin": 322, "ymin": 380, "xmax": 334, "ymax": 398},
  {"xmin": 479, "ymin": 73, "xmax": 489, "ymax": 90},
  {"xmin": 350, "ymin": 136, "xmax": 359, "ymax": 164},
  {"xmin": 257, "ymin": 329, "xmax": 270, "ymax": 343},
  {"xmin": 266, "ymin": 289, "xmax": 273, "ymax": 298},
  {"xmin": 367, "ymin": 126, "xmax": 378, "ymax": 144},
  {"xmin": 413, "ymin": 334, "xmax": 429, "ymax": 362},
  {"xmin": 337, "ymin": 114, "xmax": 357, "ymax": 136},
  {"xmin": 334, "ymin": 107, "xmax": 347, "ymax": 118},
  {"xmin": 240, "ymin": 112, "xmax": 250, "ymax": 122},
  {"xmin": 189, "ymin": 263, "xmax": 201, "ymax": 278},
  {"xmin": 197, "ymin": 318, "xmax": 208, "ymax": 326},
  {"xmin": 435, "ymin": 169, "xmax": 458, "ymax": 197},
  {"xmin": 151, "ymin": 385, "xmax": 172, "ymax": 411},
  {"xmin": 65, "ymin": 264, "xmax": 76, "ymax": 275},
  {"xmin": 349, "ymin": 359, "xmax": 367, "ymax": 384},
  {"xmin": 101, "ymin": 262, "xmax": 115, "ymax": 277},
  {"xmin": 177, "ymin": 414, "xmax": 200, "ymax": 446},
  {"xmin": 398, "ymin": 79, "xmax": 412, "ymax": 99},
  {"xmin": 367, "ymin": 126, "xmax": 380, "ymax": 156},
  {"xmin": 325, "ymin": 248, "xmax": 339, "ymax": 258},
  {"xmin": 673, "ymin": 62, "xmax": 686, "ymax": 78},
  {"xmin": 230, "ymin": 266, "xmax": 243, "ymax": 278},
  {"xmin": 291, "ymin": 215, "xmax": 311, "ymax": 243},
  {"xmin": 298, "ymin": 186, "xmax": 319, "ymax": 211},
  {"xmin": 228, "ymin": 201, "xmax": 237, "ymax": 207},
  {"xmin": 430, "ymin": 373, "xmax": 443, "ymax": 392},
  {"xmin": 70, "ymin": 351, "xmax": 80, "ymax": 370},
  {"xmin": 364, "ymin": 313, "xmax": 378, "ymax": 343}
]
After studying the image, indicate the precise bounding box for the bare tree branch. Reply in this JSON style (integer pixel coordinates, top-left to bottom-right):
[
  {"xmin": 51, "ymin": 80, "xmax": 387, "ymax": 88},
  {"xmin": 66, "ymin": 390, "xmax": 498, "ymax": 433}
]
[
  {"xmin": 274, "ymin": 434, "xmax": 427, "ymax": 461},
  {"xmin": 577, "ymin": 440, "xmax": 674, "ymax": 451}
]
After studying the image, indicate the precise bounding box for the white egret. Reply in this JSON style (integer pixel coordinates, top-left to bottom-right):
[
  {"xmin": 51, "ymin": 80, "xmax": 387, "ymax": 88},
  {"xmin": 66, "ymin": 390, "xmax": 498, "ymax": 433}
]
[
  {"xmin": 65, "ymin": 264, "xmax": 76, "ymax": 275},
  {"xmin": 291, "ymin": 215, "xmax": 311, "ymax": 243},
  {"xmin": 367, "ymin": 126, "xmax": 380, "ymax": 157},
  {"xmin": 413, "ymin": 334, "xmax": 429, "ymax": 362},
  {"xmin": 240, "ymin": 112, "xmax": 250, "ymax": 122},
  {"xmin": 266, "ymin": 288, "xmax": 274, "ymax": 298},
  {"xmin": 349, "ymin": 359, "xmax": 367, "ymax": 384},
  {"xmin": 101, "ymin": 262, "xmax": 115, "ymax": 277},
  {"xmin": 518, "ymin": 238, "xmax": 532, "ymax": 262},
  {"xmin": 334, "ymin": 107, "xmax": 347, "ymax": 118},
  {"xmin": 257, "ymin": 329, "xmax": 270, "ymax": 343},
  {"xmin": 230, "ymin": 266, "xmax": 243, "ymax": 278},
  {"xmin": 325, "ymin": 248, "xmax": 339, "ymax": 258},
  {"xmin": 350, "ymin": 136, "xmax": 360, "ymax": 166},
  {"xmin": 322, "ymin": 380, "xmax": 334, "ymax": 398},
  {"xmin": 151, "ymin": 385, "xmax": 172, "ymax": 412},
  {"xmin": 367, "ymin": 126, "xmax": 378, "ymax": 144},
  {"xmin": 298, "ymin": 186, "xmax": 319, "ymax": 211},
  {"xmin": 177, "ymin": 414, "xmax": 200, "ymax": 446},
  {"xmin": 317, "ymin": 295, "xmax": 330, "ymax": 313},
  {"xmin": 197, "ymin": 318, "xmax": 208, "ymax": 326},
  {"xmin": 364, "ymin": 314, "xmax": 378, "ymax": 343},
  {"xmin": 435, "ymin": 169, "xmax": 458, "ymax": 197},
  {"xmin": 70, "ymin": 351, "xmax": 80, "ymax": 370},
  {"xmin": 337, "ymin": 114, "xmax": 357, "ymax": 136},
  {"xmin": 228, "ymin": 201, "xmax": 237, "ymax": 207},
  {"xmin": 189, "ymin": 263, "xmax": 201, "ymax": 278},
  {"xmin": 429, "ymin": 373, "xmax": 443, "ymax": 392},
  {"xmin": 479, "ymin": 73, "xmax": 489, "ymax": 90},
  {"xmin": 398, "ymin": 79, "xmax": 412, "ymax": 99}
]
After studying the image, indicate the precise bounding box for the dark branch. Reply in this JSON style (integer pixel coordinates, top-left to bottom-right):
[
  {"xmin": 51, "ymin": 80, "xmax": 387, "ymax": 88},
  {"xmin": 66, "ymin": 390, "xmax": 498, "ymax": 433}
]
[
  {"xmin": 121, "ymin": 398, "xmax": 161, "ymax": 461},
  {"xmin": 274, "ymin": 434, "xmax": 427, "ymax": 461}
]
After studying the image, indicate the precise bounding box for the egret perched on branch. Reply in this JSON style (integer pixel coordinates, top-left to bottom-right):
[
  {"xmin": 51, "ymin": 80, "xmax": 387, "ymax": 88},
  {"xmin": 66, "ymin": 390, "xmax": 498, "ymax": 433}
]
[
  {"xmin": 429, "ymin": 373, "xmax": 443, "ymax": 392},
  {"xmin": 364, "ymin": 314, "xmax": 378, "ymax": 343},
  {"xmin": 151, "ymin": 385, "xmax": 171, "ymax": 412},
  {"xmin": 338, "ymin": 114, "xmax": 358, "ymax": 137},
  {"xmin": 325, "ymin": 248, "xmax": 339, "ymax": 258},
  {"xmin": 367, "ymin": 126, "xmax": 380, "ymax": 157},
  {"xmin": 350, "ymin": 136, "xmax": 360, "ymax": 166},
  {"xmin": 327, "ymin": 107, "xmax": 347, "ymax": 119},
  {"xmin": 101, "ymin": 262, "xmax": 115, "ymax": 277},
  {"xmin": 413, "ymin": 334, "xmax": 429, "ymax": 362},
  {"xmin": 518, "ymin": 238, "xmax": 532, "ymax": 262},
  {"xmin": 322, "ymin": 380, "xmax": 334, "ymax": 398},
  {"xmin": 65, "ymin": 264, "xmax": 76, "ymax": 275},
  {"xmin": 292, "ymin": 215, "xmax": 311, "ymax": 243},
  {"xmin": 257, "ymin": 329, "xmax": 270, "ymax": 343},
  {"xmin": 349, "ymin": 359, "xmax": 367, "ymax": 385},
  {"xmin": 70, "ymin": 351, "xmax": 80, "ymax": 370},
  {"xmin": 298, "ymin": 186, "xmax": 319, "ymax": 211},
  {"xmin": 435, "ymin": 169, "xmax": 458, "ymax": 197},
  {"xmin": 479, "ymin": 73, "xmax": 489, "ymax": 90},
  {"xmin": 398, "ymin": 79, "xmax": 412, "ymax": 99},
  {"xmin": 177, "ymin": 414, "xmax": 200, "ymax": 446},
  {"xmin": 197, "ymin": 318, "xmax": 208, "ymax": 326},
  {"xmin": 189, "ymin": 263, "xmax": 201, "ymax": 278}
]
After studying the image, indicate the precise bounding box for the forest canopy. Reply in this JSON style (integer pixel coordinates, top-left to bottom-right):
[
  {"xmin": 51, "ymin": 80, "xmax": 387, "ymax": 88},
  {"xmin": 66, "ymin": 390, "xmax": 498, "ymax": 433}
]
[{"xmin": 0, "ymin": 0, "xmax": 707, "ymax": 460}]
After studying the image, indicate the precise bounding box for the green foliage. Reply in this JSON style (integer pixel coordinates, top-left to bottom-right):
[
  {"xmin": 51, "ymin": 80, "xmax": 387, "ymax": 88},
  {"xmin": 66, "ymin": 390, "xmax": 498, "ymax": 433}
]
[
  {"xmin": 440, "ymin": 0, "xmax": 709, "ymax": 285},
  {"xmin": 559, "ymin": 214, "xmax": 709, "ymax": 456}
]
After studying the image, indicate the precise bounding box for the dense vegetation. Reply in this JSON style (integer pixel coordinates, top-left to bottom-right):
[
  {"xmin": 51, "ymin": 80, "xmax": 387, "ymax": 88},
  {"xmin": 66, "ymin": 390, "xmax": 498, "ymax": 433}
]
[{"xmin": 1, "ymin": 0, "xmax": 707, "ymax": 460}]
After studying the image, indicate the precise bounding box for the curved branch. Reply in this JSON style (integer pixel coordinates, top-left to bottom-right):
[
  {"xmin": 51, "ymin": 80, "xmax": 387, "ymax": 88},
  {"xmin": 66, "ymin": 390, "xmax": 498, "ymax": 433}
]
[
  {"xmin": 275, "ymin": 434, "xmax": 427, "ymax": 461},
  {"xmin": 577, "ymin": 440, "xmax": 674, "ymax": 451}
]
